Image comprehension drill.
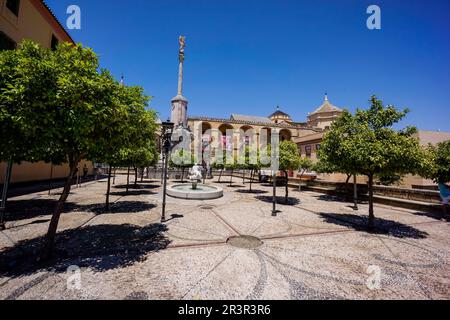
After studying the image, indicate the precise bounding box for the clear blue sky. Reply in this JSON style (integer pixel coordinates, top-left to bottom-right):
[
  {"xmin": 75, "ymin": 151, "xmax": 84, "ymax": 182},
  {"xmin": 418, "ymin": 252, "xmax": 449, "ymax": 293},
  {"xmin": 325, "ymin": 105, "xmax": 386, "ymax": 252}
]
[{"xmin": 46, "ymin": 0, "xmax": 450, "ymax": 131}]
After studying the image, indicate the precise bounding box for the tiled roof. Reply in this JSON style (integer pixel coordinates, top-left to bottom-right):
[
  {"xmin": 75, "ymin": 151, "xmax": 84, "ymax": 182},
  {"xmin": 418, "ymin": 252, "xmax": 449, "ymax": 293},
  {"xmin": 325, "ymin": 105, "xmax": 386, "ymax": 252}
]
[
  {"xmin": 188, "ymin": 116, "xmax": 319, "ymax": 131},
  {"xmin": 294, "ymin": 132, "xmax": 324, "ymax": 143},
  {"xmin": 270, "ymin": 110, "xmax": 290, "ymax": 118},
  {"xmin": 231, "ymin": 114, "xmax": 272, "ymax": 123},
  {"xmin": 40, "ymin": 0, "xmax": 74, "ymax": 44},
  {"xmin": 310, "ymin": 95, "xmax": 343, "ymax": 115}
]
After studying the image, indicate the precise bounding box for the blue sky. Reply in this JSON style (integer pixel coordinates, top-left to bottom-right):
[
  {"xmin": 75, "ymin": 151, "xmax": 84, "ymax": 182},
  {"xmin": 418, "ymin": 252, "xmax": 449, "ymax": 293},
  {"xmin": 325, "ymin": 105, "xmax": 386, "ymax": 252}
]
[{"xmin": 46, "ymin": 0, "xmax": 450, "ymax": 131}]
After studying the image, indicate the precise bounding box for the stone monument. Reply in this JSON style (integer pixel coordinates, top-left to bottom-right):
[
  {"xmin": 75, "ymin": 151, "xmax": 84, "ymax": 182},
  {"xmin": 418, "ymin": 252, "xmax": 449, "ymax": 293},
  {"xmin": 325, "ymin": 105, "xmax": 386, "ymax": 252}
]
[{"xmin": 171, "ymin": 36, "xmax": 188, "ymax": 129}]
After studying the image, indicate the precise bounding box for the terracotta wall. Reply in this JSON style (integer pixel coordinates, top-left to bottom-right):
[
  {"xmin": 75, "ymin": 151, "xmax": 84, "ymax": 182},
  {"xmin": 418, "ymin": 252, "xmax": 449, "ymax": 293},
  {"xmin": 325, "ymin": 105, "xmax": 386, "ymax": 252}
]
[
  {"xmin": 1, "ymin": 0, "xmax": 72, "ymax": 48},
  {"xmin": 0, "ymin": 160, "xmax": 94, "ymax": 184}
]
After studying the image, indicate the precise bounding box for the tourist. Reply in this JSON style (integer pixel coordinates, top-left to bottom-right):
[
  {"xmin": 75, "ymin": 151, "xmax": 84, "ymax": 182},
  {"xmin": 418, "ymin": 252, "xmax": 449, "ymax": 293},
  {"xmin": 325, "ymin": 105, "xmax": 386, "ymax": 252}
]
[{"xmin": 438, "ymin": 182, "xmax": 450, "ymax": 216}]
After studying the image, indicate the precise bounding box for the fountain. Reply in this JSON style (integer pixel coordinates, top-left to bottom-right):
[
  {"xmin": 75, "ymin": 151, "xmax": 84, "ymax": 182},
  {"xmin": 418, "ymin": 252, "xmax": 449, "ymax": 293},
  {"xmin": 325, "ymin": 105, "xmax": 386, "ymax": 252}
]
[
  {"xmin": 167, "ymin": 164, "xmax": 223, "ymax": 200},
  {"xmin": 165, "ymin": 37, "xmax": 223, "ymax": 201}
]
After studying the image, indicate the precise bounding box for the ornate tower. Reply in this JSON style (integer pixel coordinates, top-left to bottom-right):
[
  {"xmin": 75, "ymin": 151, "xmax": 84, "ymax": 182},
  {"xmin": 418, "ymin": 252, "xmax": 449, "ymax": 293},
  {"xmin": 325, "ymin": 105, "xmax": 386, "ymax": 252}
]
[{"xmin": 171, "ymin": 36, "xmax": 188, "ymax": 128}]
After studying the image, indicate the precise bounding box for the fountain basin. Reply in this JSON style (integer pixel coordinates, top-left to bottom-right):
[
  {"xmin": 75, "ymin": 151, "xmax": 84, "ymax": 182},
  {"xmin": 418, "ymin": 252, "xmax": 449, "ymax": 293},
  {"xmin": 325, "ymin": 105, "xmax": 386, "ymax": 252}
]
[{"xmin": 167, "ymin": 184, "xmax": 223, "ymax": 200}]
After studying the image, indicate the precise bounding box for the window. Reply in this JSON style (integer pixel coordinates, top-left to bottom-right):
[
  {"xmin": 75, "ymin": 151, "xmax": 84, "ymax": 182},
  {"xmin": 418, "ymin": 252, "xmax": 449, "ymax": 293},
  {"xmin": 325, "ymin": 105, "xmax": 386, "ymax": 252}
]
[
  {"xmin": 0, "ymin": 32, "xmax": 16, "ymax": 50},
  {"xmin": 51, "ymin": 35, "xmax": 59, "ymax": 51},
  {"xmin": 305, "ymin": 145, "xmax": 312, "ymax": 158},
  {"xmin": 6, "ymin": 0, "xmax": 20, "ymax": 17}
]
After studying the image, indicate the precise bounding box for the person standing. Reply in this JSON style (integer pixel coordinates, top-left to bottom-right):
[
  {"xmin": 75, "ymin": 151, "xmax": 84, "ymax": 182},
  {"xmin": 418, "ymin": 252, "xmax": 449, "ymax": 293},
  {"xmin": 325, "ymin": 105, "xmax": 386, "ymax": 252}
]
[{"xmin": 438, "ymin": 182, "xmax": 450, "ymax": 217}]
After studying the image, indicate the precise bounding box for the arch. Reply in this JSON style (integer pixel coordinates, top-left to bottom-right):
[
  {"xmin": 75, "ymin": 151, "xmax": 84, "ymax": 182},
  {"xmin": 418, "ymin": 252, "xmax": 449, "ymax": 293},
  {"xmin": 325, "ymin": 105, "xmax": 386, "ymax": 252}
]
[
  {"xmin": 201, "ymin": 121, "xmax": 212, "ymax": 134},
  {"xmin": 218, "ymin": 123, "xmax": 234, "ymax": 134},
  {"xmin": 218, "ymin": 123, "xmax": 234, "ymax": 152},
  {"xmin": 239, "ymin": 125, "xmax": 256, "ymax": 148},
  {"xmin": 279, "ymin": 129, "xmax": 292, "ymax": 142}
]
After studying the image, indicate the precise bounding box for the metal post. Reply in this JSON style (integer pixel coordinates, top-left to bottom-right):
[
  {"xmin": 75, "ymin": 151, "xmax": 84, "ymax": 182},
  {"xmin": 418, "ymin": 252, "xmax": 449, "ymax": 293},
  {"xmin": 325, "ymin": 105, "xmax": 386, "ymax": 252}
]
[
  {"xmin": 161, "ymin": 147, "xmax": 169, "ymax": 222},
  {"xmin": 353, "ymin": 174, "xmax": 358, "ymax": 210},
  {"xmin": 160, "ymin": 154, "xmax": 165, "ymax": 185},
  {"xmin": 272, "ymin": 171, "xmax": 277, "ymax": 216},
  {"xmin": 0, "ymin": 160, "xmax": 13, "ymax": 230}
]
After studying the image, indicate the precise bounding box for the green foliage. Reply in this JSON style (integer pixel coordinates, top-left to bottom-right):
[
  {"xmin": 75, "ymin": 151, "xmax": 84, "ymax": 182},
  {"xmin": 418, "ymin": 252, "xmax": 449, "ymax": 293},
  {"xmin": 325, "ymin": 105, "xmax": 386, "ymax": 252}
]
[
  {"xmin": 279, "ymin": 140, "xmax": 300, "ymax": 172},
  {"xmin": 0, "ymin": 40, "xmax": 159, "ymax": 255},
  {"xmin": 423, "ymin": 141, "xmax": 450, "ymax": 183},
  {"xmin": 318, "ymin": 96, "xmax": 424, "ymax": 179},
  {"xmin": 298, "ymin": 157, "xmax": 314, "ymax": 173},
  {"xmin": 170, "ymin": 148, "xmax": 196, "ymax": 168},
  {"xmin": 0, "ymin": 41, "xmax": 63, "ymax": 163},
  {"xmin": 235, "ymin": 146, "xmax": 261, "ymax": 171},
  {"xmin": 317, "ymin": 95, "xmax": 425, "ymax": 229},
  {"xmin": 376, "ymin": 173, "xmax": 404, "ymax": 186}
]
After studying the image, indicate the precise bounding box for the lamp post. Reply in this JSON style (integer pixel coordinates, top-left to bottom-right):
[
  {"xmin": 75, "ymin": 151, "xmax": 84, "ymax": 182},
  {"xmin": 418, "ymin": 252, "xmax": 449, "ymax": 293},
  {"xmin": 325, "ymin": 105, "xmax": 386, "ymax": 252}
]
[
  {"xmin": 160, "ymin": 120, "xmax": 183, "ymax": 222},
  {"xmin": 272, "ymin": 170, "xmax": 277, "ymax": 216}
]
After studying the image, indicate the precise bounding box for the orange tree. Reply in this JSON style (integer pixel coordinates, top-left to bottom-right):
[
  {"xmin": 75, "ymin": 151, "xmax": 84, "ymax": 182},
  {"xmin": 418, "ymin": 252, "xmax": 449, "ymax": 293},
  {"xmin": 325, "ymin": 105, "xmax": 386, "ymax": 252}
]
[{"xmin": 318, "ymin": 96, "xmax": 425, "ymax": 230}]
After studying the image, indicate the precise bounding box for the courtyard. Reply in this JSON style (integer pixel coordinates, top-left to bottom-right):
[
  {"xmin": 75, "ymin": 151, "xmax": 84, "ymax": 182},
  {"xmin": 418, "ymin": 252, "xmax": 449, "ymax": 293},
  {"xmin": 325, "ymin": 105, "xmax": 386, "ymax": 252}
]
[{"xmin": 0, "ymin": 175, "xmax": 448, "ymax": 300}]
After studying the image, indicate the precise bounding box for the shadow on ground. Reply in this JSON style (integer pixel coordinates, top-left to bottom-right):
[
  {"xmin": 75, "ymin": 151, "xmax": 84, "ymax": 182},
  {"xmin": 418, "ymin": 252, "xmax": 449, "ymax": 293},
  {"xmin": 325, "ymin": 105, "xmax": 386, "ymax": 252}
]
[
  {"xmin": 6, "ymin": 199, "xmax": 78, "ymax": 221},
  {"xmin": 319, "ymin": 213, "xmax": 429, "ymax": 239},
  {"xmin": 0, "ymin": 223, "xmax": 170, "ymax": 279},
  {"xmin": 410, "ymin": 211, "xmax": 449, "ymax": 222},
  {"xmin": 5, "ymin": 199, "xmax": 157, "ymax": 222},
  {"xmin": 114, "ymin": 184, "xmax": 160, "ymax": 190},
  {"xmin": 255, "ymin": 195, "xmax": 300, "ymax": 205},
  {"xmin": 109, "ymin": 189, "xmax": 156, "ymax": 196},
  {"xmin": 234, "ymin": 189, "xmax": 268, "ymax": 194}
]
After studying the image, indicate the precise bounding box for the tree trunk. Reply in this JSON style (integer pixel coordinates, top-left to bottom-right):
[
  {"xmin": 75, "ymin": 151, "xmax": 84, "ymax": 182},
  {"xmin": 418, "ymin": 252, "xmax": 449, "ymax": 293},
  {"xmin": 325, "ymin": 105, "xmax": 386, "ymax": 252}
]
[
  {"xmin": 126, "ymin": 166, "xmax": 130, "ymax": 193},
  {"xmin": 242, "ymin": 170, "xmax": 246, "ymax": 184},
  {"xmin": 229, "ymin": 169, "xmax": 234, "ymax": 187},
  {"xmin": 353, "ymin": 174, "xmax": 358, "ymax": 210},
  {"xmin": 105, "ymin": 165, "xmax": 112, "ymax": 211},
  {"xmin": 298, "ymin": 170, "xmax": 305, "ymax": 191},
  {"xmin": 113, "ymin": 168, "xmax": 116, "ymax": 185},
  {"xmin": 134, "ymin": 167, "xmax": 138, "ymax": 187},
  {"xmin": 181, "ymin": 167, "xmax": 185, "ymax": 183},
  {"xmin": 218, "ymin": 168, "xmax": 223, "ymax": 183},
  {"xmin": 344, "ymin": 174, "xmax": 351, "ymax": 201},
  {"xmin": 48, "ymin": 164, "xmax": 53, "ymax": 196},
  {"xmin": 42, "ymin": 157, "xmax": 79, "ymax": 260},
  {"xmin": 368, "ymin": 174, "xmax": 375, "ymax": 231},
  {"xmin": 249, "ymin": 169, "xmax": 254, "ymax": 192},
  {"xmin": 283, "ymin": 170, "xmax": 289, "ymax": 204},
  {"xmin": 0, "ymin": 160, "xmax": 13, "ymax": 229}
]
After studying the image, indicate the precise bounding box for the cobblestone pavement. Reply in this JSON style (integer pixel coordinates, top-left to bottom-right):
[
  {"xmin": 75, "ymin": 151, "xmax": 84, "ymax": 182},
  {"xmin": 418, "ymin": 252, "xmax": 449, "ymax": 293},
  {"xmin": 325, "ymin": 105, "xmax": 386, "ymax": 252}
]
[{"xmin": 0, "ymin": 175, "xmax": 449, "ymax": 300}]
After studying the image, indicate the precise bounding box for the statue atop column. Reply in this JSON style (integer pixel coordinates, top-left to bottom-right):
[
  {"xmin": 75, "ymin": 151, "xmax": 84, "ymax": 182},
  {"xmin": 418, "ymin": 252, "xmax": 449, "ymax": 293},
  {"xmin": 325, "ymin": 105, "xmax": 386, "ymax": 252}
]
[
  {"xmin": 179, "ymin": 36, "xmax": 186, "ymax": 63},
  {"xmin": 171, "ymin": 36, "xmax": 189, "ymax": 129}
]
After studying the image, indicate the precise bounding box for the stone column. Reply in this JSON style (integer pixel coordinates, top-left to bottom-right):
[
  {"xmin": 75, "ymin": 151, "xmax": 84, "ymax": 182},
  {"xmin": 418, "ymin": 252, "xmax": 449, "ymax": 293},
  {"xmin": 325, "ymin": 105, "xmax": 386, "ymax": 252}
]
[{"xmin": 170, "ymin": 36, "xmax": 188, "ymax": 128}]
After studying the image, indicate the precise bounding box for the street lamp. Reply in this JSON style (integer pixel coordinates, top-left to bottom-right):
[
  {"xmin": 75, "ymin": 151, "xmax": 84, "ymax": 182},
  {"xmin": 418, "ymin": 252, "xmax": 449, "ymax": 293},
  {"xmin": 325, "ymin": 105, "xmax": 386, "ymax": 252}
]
[
  {"xmin": 160, "ymin": 120, "xmax": 183, "ymax": 222},
  {"xmin": 272, "ymin": 170, "xmax": 277, "ymax": 216}
]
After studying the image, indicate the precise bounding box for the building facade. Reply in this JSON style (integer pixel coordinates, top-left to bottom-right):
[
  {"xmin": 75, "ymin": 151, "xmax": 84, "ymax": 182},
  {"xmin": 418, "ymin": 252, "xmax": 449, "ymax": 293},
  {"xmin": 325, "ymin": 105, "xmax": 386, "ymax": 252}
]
[
  {"xmin": 186, "ymin": 95, "xmax": 344, "ymax": 162},
  {"xmin": 0, "ymin": 0, "xmax": 94, "ymax": 184}
]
